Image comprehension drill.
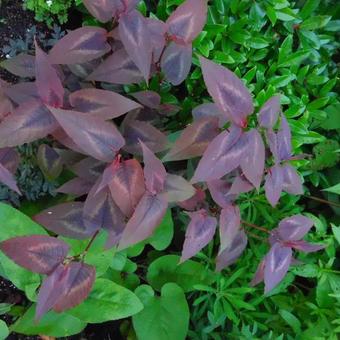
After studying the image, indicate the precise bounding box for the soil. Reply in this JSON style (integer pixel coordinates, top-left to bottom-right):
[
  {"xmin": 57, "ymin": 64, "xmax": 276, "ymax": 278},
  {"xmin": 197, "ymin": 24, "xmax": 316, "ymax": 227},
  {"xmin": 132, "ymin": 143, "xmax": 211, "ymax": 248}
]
[{"xmin": 0, "ymin": 0, "xmax": 46, "ymax": 82}]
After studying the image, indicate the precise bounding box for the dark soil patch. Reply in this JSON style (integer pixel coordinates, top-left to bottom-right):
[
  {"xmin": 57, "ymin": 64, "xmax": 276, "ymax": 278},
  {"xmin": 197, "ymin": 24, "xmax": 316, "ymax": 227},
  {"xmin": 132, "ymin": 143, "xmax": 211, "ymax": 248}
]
[{"xmin": 0, "ymin": 0, "xmax": 48, "ymax": 82}]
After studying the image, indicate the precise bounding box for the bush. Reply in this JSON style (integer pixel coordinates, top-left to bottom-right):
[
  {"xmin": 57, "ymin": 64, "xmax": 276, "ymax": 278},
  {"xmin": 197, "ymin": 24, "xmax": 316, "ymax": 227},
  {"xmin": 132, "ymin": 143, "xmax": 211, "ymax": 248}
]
[{"xmin": 0, "ymin": 0, "xmax": 339, "ymax": 338}]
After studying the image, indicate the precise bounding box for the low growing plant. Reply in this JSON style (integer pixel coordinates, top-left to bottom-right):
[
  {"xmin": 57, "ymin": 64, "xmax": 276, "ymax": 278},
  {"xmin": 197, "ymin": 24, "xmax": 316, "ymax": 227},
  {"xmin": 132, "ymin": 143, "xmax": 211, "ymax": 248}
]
[{"xmin": 0, "ymin": 0, "xmax": 333, "ymax": 338}]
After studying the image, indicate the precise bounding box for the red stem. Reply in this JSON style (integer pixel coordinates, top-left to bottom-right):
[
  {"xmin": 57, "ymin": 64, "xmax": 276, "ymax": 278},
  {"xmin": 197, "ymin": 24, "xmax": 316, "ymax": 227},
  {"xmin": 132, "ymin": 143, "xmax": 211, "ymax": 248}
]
[{"xmin": 241, "ymin": 220, "xmax": 271, "ymax": 234}]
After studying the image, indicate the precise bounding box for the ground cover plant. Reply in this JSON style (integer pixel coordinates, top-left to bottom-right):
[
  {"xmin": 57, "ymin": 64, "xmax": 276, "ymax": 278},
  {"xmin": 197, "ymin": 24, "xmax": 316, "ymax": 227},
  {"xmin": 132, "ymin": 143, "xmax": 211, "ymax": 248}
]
[{"xmin": 0, "ymin": 0, "xmax": 339, "ymax": 338}]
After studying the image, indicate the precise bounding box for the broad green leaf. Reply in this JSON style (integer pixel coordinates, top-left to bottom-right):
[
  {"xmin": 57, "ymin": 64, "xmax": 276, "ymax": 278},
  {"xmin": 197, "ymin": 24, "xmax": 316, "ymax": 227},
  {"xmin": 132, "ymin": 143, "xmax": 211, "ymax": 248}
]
[
  {"xmin": 11, "ymin": 305, "xmax": 86, "ymax": 337},
  {"xmin": 133, "ymin": 284, "xmax": 189, "ymax": 340},
  {"xmin": 67, "ymin": 278, "xmax": 143, "ymax": 323},
  {"xmin": 323, "ymin": 183, "xmax": 340, "ymax": 195},
  {"xmin": 291, "ymin": 264, "xmax": 319, "ymax": 278},
  {"xmin": 146, "ymin": 255, "xmax": 215, "ymax": 292},
  {"xmin": 0, "ymin": 203, "xmax": 47, "ymax": 294},
  {"xmin": 300, "ymin": 0, "xmax": 320, "ymax": 20},
  {"xmin": 0, "ymin": 320, "xmax": 9, "ymax": 340},
  {"xmin": 269, "ymin": 74, "xmax": 296, "ymax": 88},
  {"xmin": 148, "ymin": 209, "xmax": 174, "ymax": 251},
  {"xmin": 61, "ymin": 231, "xmax": 115, "ymax": 276}
]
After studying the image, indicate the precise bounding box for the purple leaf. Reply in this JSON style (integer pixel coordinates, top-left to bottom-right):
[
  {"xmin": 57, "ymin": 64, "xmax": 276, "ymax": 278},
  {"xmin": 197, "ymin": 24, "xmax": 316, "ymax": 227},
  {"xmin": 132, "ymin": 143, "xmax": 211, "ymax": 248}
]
[
  {"xmin": 69, "ymin": 88, "xmax": 141, "ymax": 120},
  {"xmin": 49, "ymin": 107, "xmax": 125, "ymax": 162},
  {"xmin": 264, "ymin": 165, "xmax": 284, "ymax": 207},
  {"xmin": 240, "ymin": 129, "xmax": 265, "ymax": 189},
  {"xmin": 250, "ymin": 259, "xmax": 265, "ymax": 286},
  {"xmin": 277, "ymin": 115, "xmax": 292, "ymax": 161},
  {"xmin": 207, "ymin": 179, "xmax": 232, "ymax": 208},
  {"xmin": 216, "ymin": 230, "xmax": 247, "ymax": 271},
  {"xmin": 199, "ymin": 56, "xmax": 253, "ymax": 127},
  {"xmin": 163, "ymin": 117, "xmax": 219, "ymax": 162},
  {"xmin": 258, "ymin": 95, "xmax": 281, "ymax": 128},
  {"xmin": 192, "ymin": 103, "xmax": 229, "ymax": 127},
  {"xmin": 49, "ymin": 27, "xmax": 111, "ymax": 65},
  {"xmin": 121, "ymin": 118, "xmax": 168, "ymax": 155},
  {"xmin": 277, "ymin": 215, "xmax": 314, "ymax": 241},
  {"xmin": 83, "ymin": 180, "xmax": 125, "ymax": 239},
  {"xmin": 70, "ymin": 157, "xmax": 105, "ymax": 181},
  {"xmin": 87, "ymin": 48, "xmax": 143, "ymax": 84},
  {"xmin": 0, "ymin": 99, "xmax": 57, "ymax": 148},
  {"xmin": 0, "ymin": 235, "xmax": 69, "ymax": 274},
  {"xmin": 218, "ymin": 205, "xmax": 241, "ymax": 254},
  {"xmin": 191, "ymin": 126, "xmax": 247, "ymax": 183},
  {"xmin": 56, "ymin": 177, "xmax": 94, "ymax": 197},
  {"xmin": 36, "ymin": 264, "xmax": 68, "ymax": 321},
  {"xmin": 108, "ymin": 159, "xmax": 145, "ymax": 217},
  {"xmin": 1, "ymin": 53, "xmax": 35, "ymax": 78},
  {"xmin": 178, "ymin": 186, "xmax": 206, "ymax": 211},
  {"xmin": 119, "ymin": 10, "xmax": 152, "ymax": 82},
  {"xmin": 0, "ymin": 162, "xmax": 20, "ymax": 194},
  {"xmin": 264, "ymin": 242, "xmax": 292, "ymax": 293},
  {"xmin": 35, "ymin": 41, "xmax": 64, "ymax": 107},
  {"xmin": 266, "ymin": 129, "xmax": 279, "ymax": 163},
  {"xmin": 3, "ymin": 82, "xmax": 39, "ymax": 105},
  {"xmin": 118, "ymin": 192, "xmax": 168, "ymax": 250},
  {"xmin": 161, "ymin": 42, "xmax": 192, "ymax": 86},
  {"xmin": 146, "ymin": 18, "xmax": 167, "ymax": 61},
  {"xmin": 141, "ymin": 141, "xmax": 167, "ymax": 195},
  {"xmin": 287, "ymin": 240, "xmax": 325, "ymax": 253},
  {"xmin": 34, "ymin": 202, "xmax": 93, "ymax": 239},
  {"xmin": 0, "ymin": 147, "xmax": 20, "ymax": 173},
  {"xmin": 166, "ymin": 0, "xmax": 207, "ymax": 44},
  {"xmin": 52, "ymin": 262, "xmax": 95, "ymax": 313},
  {"xmin": 228, "ymin": 174, "xmax": 253, "ymax": 196},
  {"xmin": 37, "ymin": 144, "xmax": 63, "ymax": 181},
  {"xmin": 282, "ymin": 164, "xmax": 303, "ymax": 195},
  {"xmin": 130, "ymin": 91, "xmax": 161, "ymax": 109},
  {"xmin": 82, "ymin": 0, "xmax": 116, "ymax": 23},
  {"xmin": 160, "ymin": 174, "xmax": 195, "ymax": 202},
  {"xmin": 180, "ymin": 209, "xmax": 217, "ymax": 262}
]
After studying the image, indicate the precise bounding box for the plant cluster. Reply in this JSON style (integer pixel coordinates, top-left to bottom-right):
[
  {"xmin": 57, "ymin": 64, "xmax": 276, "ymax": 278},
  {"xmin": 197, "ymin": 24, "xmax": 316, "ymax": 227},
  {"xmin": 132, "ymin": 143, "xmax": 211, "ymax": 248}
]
[
  {"xmin": 24, "ymin": 0, "xmax": 75, "ymax": 26},
  {"xmin": 0, "ymin": 0, "xmax": 338, "ymax": 338}
]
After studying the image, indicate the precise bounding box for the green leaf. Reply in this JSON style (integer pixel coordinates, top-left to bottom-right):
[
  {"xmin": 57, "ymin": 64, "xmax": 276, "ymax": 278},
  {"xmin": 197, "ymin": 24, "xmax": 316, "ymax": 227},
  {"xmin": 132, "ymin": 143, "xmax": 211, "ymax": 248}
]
[
  {"xmin": 279, "ymin": 310, "xmax": 301, "ymax": 334},
  {"xmin": 146, "ymin": 255, "xmax": 215, "ymax": 292},
  {"xmin": 321, "ymin": 104, "xmax": 340, "ymax": 130},
  {"xmin": 67, "ymin": 278, "xmax": 143, "ymax": 323},
  {"xmin": 0, "ymin": 320, "xmax": 9, "ymax": 340},
  {"xmin": 133, "ymin": 284, "xmax": 189, "ymax": 340},
  {"xmin": 332, "ymin": 224, "xmax": 340, "ymax": 245},
  {"xmin": 148, "ymin": 209, "xmax": 174, "ymax": 251},
  {"xmin": 323, "ymin": 183, "xmax": 340, "ymax": 195},
  {"xmin": 269, "ymin": 74, "xmax": 296, "ymax": 88},
  {"xmin": 11, "ymin": 306, "xmax": 86, "ymax": 337},
  {"xmin": 61, "ymin": 231, "xmax": 115, "ymax": 276},
  {"xmin": 291, "ymin": 264, "xmax": 319, "ymax": 278},
  {"xmin": 278, "ymin": 50, "xmax": 311, "ymax": 68},
  {"xmin": 300, "ymin": 16, "xmax": 331, "ymax": 30},
  {"xmin": 0, "ymin": 203, "xmax": 47, "ymax": 294},
  {"xmin": 300, "ymin": 0, "xmax": 320, "ymax": 20}
]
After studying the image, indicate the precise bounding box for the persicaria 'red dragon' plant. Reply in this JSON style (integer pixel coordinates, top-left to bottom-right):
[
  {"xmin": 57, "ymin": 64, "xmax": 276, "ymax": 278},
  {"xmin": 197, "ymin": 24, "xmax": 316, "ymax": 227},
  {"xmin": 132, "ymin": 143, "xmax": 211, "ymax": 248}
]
[{"xmin": 0, "ymin": 0, "xmax": 325, "ymax": 321}]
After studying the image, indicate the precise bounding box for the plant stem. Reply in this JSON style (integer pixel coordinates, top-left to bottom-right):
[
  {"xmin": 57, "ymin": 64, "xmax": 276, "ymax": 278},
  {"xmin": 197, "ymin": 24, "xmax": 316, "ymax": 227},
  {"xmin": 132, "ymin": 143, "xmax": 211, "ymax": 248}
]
[
  {"xmin": 245, "ymin": 230, "xmax": 267, "ymax": 241},
  {"xmin": 304, "ymin": 195, "xmax": 340, "ymax": 208},
  {"xmin": 83, "ymin": 230, "xmax": 100, "ymax": 254},
  {"xmin": 241, "ymin": 220, "xmax": 271, "ymax": 234}
]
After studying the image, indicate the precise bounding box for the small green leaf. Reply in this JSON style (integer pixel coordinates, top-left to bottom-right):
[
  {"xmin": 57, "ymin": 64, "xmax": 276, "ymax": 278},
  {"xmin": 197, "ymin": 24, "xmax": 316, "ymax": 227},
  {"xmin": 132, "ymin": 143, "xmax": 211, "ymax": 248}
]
[
  {"xmin": 331, "ymin": 224, "xmax": 340, "ymax": 245},
  {"xmin": 300, "ymin": 16, "xmax": 331, "ymax": 30},
  {"xmin": 279, "ymin": 310, "xmax": 301, "ymax": 334},
  {"xmin": 0, "ymin": 320, "xmax": 9, "ymax": 340},
  {"xmin": 323, "ymin": 183, "xmax": 340, "ymax": 195}
]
